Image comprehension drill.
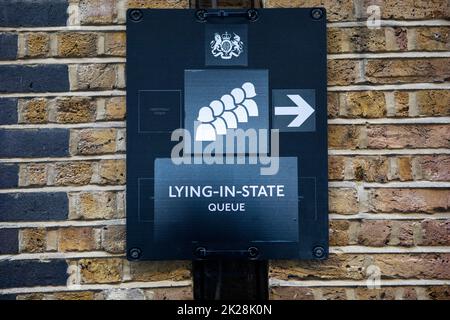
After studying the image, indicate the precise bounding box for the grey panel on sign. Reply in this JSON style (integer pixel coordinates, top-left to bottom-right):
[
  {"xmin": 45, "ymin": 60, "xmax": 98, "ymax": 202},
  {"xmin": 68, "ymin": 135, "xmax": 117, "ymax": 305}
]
[
  {"xmin": 184, "ymin": 69, "xmax": 269, "ymax": 153},
  {"xmin": 154, "ymin": 157, "xmax": 299, "ymax": 243}
]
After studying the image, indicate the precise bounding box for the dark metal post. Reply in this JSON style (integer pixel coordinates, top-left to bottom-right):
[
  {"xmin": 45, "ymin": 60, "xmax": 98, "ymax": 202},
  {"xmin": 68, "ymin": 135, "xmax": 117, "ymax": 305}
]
[
  {"xmin": 190, "ymin": 0, "xmax": 268, "ymax": 300},
  {"xmin": 193, "ymin": 260, "xmax": 269, "ymax": 300}
]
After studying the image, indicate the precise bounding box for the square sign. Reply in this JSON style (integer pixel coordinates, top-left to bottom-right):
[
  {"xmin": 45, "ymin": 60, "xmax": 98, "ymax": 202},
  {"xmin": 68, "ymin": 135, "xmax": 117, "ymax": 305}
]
[{"xmin": 126, "ymin": 8, "xmax": 328, "ymax": 261}]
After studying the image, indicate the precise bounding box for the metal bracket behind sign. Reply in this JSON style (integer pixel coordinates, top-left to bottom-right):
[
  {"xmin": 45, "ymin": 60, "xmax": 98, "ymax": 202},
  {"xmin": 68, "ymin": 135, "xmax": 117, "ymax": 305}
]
[
  {"xmin": 193, "ymin": 0, "xmax": 262, "ymax": 21},
  {"xmin": 191, "ymin": 0, "xmax": 263, "ymax": 9},
  {"xmin": 195, "ymin": 8, "xmax": 259, "ymax": 22}
]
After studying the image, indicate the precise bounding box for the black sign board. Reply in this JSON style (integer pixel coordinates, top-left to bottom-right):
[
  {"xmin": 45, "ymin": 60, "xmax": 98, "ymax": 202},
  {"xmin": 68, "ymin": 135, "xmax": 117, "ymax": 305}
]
[{"xmin": 126, "ymin": 8, "xmax": 328, "ymax": 261}]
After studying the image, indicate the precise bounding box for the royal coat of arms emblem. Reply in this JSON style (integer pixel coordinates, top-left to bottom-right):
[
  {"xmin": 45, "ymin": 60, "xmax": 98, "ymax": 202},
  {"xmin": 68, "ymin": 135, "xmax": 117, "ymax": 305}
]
[{"xmin": 210, "ymin": 32, "xmax": 244, "ymax": 60}]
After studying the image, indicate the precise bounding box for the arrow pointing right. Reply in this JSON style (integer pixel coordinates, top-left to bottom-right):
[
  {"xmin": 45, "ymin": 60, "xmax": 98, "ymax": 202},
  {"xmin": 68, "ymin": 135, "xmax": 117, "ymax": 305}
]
[{"xmin": 274, "ymin": 94, "xmax": 315, "ymax": 127}]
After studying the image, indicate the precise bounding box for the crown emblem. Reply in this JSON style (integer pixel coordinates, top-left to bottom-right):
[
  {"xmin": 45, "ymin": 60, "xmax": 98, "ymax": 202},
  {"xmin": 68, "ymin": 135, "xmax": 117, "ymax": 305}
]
[
  {"xmin": 221, "ymin": 32, "xmax": 231, "ymax": 41},
  {"xmin": 210, "ymin": 31, "xmax": 244, "ymax": 60}
]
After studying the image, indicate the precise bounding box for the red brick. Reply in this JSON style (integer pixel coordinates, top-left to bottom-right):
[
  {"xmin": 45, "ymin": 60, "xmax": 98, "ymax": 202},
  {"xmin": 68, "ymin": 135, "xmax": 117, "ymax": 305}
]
[
  {"xmin": 270, "ymin": 287, "xmax": 314, "ymax": 300},
  {"xmin": 357, "ymin": 220, "xmax": 392, "ymax": 247},
  {"xmin": 367, "ymin": 125, "xmax": 450, "ymax": 149},
  {"xmin": 365, "ymin": 58, "xmax": 450, "ymax": 84},
  {"xmin": 417, "ymin": 155, "xmax": 450, "ymax": 181},
  {"xmin": 369, "ymin": 189, "xmax": 450, "ymax": 213},
  {"xmin": 419, "ymin": 220, "xmax": 450, "ymax": 246}
]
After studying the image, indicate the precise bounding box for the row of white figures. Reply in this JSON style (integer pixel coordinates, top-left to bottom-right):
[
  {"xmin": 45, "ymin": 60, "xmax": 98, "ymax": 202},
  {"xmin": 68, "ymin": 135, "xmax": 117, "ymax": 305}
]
[{"xmin": 195, "ymin": 82, "xmax": 258, "ymax": 141}]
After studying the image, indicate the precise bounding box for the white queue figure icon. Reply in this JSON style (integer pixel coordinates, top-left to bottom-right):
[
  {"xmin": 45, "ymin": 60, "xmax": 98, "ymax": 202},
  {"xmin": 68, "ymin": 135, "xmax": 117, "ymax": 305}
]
[{"xmin": 195, "ymin": 82, "xmax": 259, "ymax": 142}]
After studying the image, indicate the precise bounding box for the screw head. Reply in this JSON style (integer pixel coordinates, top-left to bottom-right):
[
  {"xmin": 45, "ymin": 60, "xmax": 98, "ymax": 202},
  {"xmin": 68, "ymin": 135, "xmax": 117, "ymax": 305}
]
[
  {"xmin": 129, "ymin": 9, "xmax": 143, "ymax": 22},
  {"xmin": 312, "ymin": 246, "xmax": 325, "ymax": 259},
  {"xmin": 248, "ymin": 247, "xmax": 259, "ymax": 258},
  {"xmin": 195, "ymin": 9, "xmax": 207, "ymax": 22},
  {"xmin": 129, "ymin": 248, "xmax": 141, "ymax": 260},
  {"xmin": 311, "ymin": 8, "xmax": 324, "ymax": 20},
  {"xmin": 247, "ymin": 9, "xmax": 259, "ymax": 22},
  {"xmin": 195, "ymin": 247, "xmax": 207, "ymax": 258}
]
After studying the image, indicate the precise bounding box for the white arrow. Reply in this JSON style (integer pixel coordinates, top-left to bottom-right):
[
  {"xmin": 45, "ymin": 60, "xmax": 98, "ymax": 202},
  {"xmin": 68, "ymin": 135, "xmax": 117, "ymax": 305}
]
[{"xmin": 274, "ymin": 94, "xmax": 315, "ymax": 127}]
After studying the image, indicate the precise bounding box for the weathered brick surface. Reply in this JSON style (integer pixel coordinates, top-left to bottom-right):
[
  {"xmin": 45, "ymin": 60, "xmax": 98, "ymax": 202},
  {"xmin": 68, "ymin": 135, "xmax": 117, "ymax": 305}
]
[
  {"xmin": 15, "ymin": 96, "xmax": 125, "ymax": 124},
  {"xmin": 359, "ymin": 0, "xmax": 450, "ymax": 20},
  {"xmin": 129, "ymin": 261, "xmax": 192, "ymax": 282},
  {"xmin": 415, "ymin": 27, "xmax": 450, "ymax": 51},
  {"xmin": 145, "ymin": 287, "xmax": 193, "ymax": 300},
  {"xmin": 98, "ymin": 159, "xmax": 126, "ymax": 184},
  {"xmin": 352, "ymin": 156, "xmax": 389, "ymax": 182},
  {"xmin": 328, "ymin": 125, "xmax": 361, "ymax": 149},
  {"xmin": 54, "ymin": 97, "xmax": 97, "ymax": 123},
  {"xmin": 419, "ymin": 220, "xmax": 450, "ymax": 246},
  {"xmin": 69, "ymin": 191, "xmax": 124, "ymax": 220},
  {"xmin": 23, "ymin": 33, "xmax": 50, "ymax": 58},
  {"xmin": 328, "ymin": 60, "xmax": 362, "ymax": 86},
  {"xmin": 58, "ymin": 33, "xmax": 98, "ymax": 57},
  {"xmin": 19, "ymin": 228, "xmax": 47, "ymax": 253},
  {"xmin": 416, "ymin": 90, "xmax": 450, "ymax": 117},
  {"xmin": 17, "ymin": 291, "xmax": 101, "ymax": 300},
  {"xmin": 104, "ymin": 97, "xmax": 126, "ymax": 120},
  {"xmin": 79, "ymin": 0, "xmax": 117, "ymax": 25},
  {"xmin": 398, "ymin": 157, "xmax": 413, "ymax": 181},
  {"xmin": 70, "ymin": 129, "xmax": 119, "ymax": 155},
  {"xmin": 427, "ymin": 286, "xmax": 450, "ymax": 300},
  {"xmin": 271, "ymin": 285, "xmax": 450, "ymax": 300},
  {"xmin": 19, "ymin": 99, "xmax": 48, "ymax": 124},
  {"xmin": 366, "ymin": 125, "xmax": 450, "ymax": 149},
  {"xmin": 104, "ymin": 32, "xmax": 126, "ymax": 56},
  {"xmin": 343, "ymin": 91, "xmax": 386, "ymax": 118},
  {"xmin": 270, "ymin": 253, "xmax": 450, "ymax": 280},
  {"xmin": 357, "ymin": 221, "xmax": 391, "ymax": 246},
  {"xmin": 328, "ymin": 28, "xmax": 386, "ymax": 53},
  {"xmin": 72, "ymin": 64, "xmax": 120, "ymax": 91},
  {"xmin": 417, "ymin": 155, "xmax": 450, "ymax": 181},
  {"xmin": 368, "ymin": 189, "xmax": 450, "ymax": 213},
  {"xmin": 329, "ymin": 220, "xmax": 350, "ymax": 246},
  {"xmin": 365, "ymin": 58, "xmax": 450, "ymax": 84},
  {"xmin": 19, "ymin": 163, "xmax": 47, "ymax": 187},
  {"xmin": 265, "ymin": 0, "xmax": 354, "ymax": 21},
  {"xmin": 54, "ymin": 162, "xmax": 93, "ymax": 186},
  {"xmin": 326, "ymin": 155, "xmax": 450, "ymax": 182},
  {"xmin": 59, "ymin": 227, "xmax": 98, "ymax": 252},
  {"xmin": 328, "ymin": 156, "xmax": 345, "ymax": 180},
  {"xmin": 270, "ymin": 287, "xmax": 315, "ymax": 300},
  {"xmin": 328, "ymin": 90, "xmax": 449, "ymax": 119},
  {"xmin": 328, "ymin": 219, "xmax": 450, "ymax": 247},
  {"xmin": 15, "ymin": 159, "xmax": 127, "ymax": 188},
  {"xmin": 329, "ymin": 188, "xmax": 359, "ymax": 214},
  {"xmin": 127, "ymin": 0, "xmax": 189, "ymax": 9},
  {"xmin": 79, "ymin": 258, "xmax": 123, "ymax": 284},
  {"xmin": 101, "ymin": 225, "xmax": 126, "ymax": 253}
]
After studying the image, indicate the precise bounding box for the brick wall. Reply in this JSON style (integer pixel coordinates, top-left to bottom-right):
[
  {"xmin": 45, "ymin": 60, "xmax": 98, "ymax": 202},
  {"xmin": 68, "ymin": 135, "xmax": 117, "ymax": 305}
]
[{"xmin": 0, "ymin": 0, "xmax": 448, "ymax": 300}]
